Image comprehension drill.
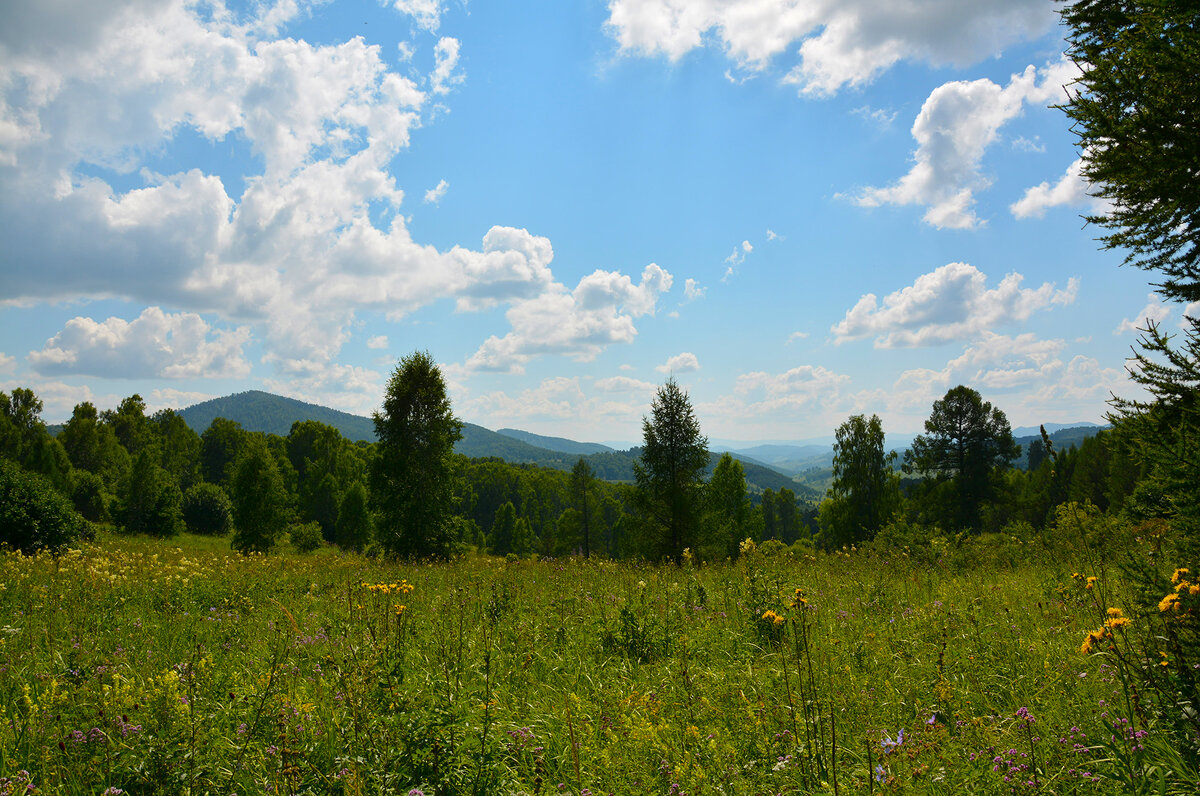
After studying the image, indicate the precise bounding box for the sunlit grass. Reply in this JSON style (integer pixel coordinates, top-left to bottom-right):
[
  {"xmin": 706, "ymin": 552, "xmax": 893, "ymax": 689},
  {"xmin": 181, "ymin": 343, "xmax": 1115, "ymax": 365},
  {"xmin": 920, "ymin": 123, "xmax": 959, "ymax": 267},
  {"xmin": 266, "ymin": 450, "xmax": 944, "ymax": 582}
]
[{"xmin": 0, "ymin": 530, "xmax": 1193, "ymax": 794}]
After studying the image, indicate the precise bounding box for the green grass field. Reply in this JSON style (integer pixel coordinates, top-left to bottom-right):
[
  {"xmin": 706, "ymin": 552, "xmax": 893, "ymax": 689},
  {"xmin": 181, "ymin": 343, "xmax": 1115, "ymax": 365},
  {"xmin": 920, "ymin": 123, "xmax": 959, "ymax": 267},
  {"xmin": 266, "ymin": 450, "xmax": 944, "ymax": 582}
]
[{"xmin": 1, "ymin": 528, "xmax": 1196, "ymax": 794}]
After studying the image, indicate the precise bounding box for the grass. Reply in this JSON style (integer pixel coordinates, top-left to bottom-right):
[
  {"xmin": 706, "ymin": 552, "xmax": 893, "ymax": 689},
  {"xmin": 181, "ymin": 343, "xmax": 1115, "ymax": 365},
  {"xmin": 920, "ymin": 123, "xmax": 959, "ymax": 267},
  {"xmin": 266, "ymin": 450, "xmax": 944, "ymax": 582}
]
[{"xmin": 0, "ymin": 530, "xmax": 1196, "ymax": 794}]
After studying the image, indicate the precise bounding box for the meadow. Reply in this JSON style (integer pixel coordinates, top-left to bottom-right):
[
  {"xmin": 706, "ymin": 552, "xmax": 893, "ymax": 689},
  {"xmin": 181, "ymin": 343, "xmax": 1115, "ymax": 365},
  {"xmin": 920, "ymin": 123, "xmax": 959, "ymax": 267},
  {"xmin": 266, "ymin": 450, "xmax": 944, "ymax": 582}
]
[{"xmin": 1, "ymin": 522, "xmax": 1196, "ymax": 795}]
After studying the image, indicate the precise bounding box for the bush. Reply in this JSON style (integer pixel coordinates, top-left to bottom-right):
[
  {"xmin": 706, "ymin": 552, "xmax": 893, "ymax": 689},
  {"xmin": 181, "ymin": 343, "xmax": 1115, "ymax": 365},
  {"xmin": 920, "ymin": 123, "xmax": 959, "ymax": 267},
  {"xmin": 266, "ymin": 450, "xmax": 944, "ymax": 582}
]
[
  {"xmin": 182, "ymin": 483, "xmax": 234, "ymax": 536},
  {"xmin": 0, "ymin": 459, "xmax": 86, "ymax": 553},
  {"xmin": 290, "ymin": 521, "xmax": 324, "ymax": 554}
]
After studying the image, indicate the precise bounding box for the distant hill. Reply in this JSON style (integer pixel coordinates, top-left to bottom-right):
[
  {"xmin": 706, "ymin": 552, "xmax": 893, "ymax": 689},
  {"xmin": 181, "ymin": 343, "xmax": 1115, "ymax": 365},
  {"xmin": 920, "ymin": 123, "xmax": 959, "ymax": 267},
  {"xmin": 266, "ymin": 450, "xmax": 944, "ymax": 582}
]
[
  {"xmin": 178, "ymin": 391, "xmax": 376, "ymax": 440},
  {"xmin": 164, "ymin": 390, "xmax": 837, "ymax": 499},
  {"xmin": 1013, "ymin": 424, "xmax": 1108, "ymax": 469},
  {"xmin": 497, "ymin": 428, "xmax": 615, "ymax": 456}
]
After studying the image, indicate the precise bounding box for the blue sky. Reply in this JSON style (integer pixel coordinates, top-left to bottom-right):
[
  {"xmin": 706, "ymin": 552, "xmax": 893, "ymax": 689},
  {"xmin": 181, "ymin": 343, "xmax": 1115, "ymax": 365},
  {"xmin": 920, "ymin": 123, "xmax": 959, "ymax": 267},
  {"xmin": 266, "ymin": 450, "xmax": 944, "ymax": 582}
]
[{"xmin": 1, "ymin": 0, "xmax": 1188, "ymax": 444}]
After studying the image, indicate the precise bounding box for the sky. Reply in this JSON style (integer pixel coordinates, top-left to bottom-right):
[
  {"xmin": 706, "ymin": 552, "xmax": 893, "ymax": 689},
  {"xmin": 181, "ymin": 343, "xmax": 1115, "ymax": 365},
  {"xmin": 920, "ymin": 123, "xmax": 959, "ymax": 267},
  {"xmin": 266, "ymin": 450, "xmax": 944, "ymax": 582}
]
[{"xmin": 1, "ymin": 0, "xmax": 1190, "ymax": 445}]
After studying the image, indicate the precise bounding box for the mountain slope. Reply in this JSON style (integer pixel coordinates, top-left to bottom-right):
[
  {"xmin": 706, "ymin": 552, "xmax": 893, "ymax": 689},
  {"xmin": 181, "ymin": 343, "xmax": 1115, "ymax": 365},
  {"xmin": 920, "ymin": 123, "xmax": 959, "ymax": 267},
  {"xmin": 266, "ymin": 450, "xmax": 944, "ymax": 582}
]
[
  {"xmin": 497, "ymin": 428, "xmax": 615, "ymax": 456},
  {"xmin": 178, "ymin": 391, "xmax": 377, "ymax": 440}
]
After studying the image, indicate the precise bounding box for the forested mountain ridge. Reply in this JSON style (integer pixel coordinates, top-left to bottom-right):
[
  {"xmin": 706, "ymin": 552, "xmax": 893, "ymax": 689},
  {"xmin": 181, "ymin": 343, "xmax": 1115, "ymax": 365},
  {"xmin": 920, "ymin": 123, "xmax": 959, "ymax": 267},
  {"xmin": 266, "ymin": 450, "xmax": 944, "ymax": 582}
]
[{"xmin": 165, "ymin": 390, "xmax": 807, "ymax": 494}]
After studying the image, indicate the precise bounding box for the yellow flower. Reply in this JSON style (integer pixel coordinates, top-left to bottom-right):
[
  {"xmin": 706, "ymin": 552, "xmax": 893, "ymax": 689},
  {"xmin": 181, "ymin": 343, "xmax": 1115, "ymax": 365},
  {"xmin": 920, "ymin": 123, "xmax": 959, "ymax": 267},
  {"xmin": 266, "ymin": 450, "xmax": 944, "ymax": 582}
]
[
  {"xmin": 1086, "ymin": 576, "xmax": 1098, "ymax": 590},
  {"xmin": 761, "ymin": 609, "xmax": 785, "ymax": 626},
  {"xmin": 1171, "ymin": 568, "xmax": 1190, "ymax": 585},
  {"xmin": 1106, "ymin": 607, "xmax": 1124, "ymax": 619},
  {"xmin": 1159, "ymin": 593, "xmax": 1181, "ymax": 613},
  {"xmin": 1105, "ymin": 616, "xmax": 1130, "ymax": 629}
]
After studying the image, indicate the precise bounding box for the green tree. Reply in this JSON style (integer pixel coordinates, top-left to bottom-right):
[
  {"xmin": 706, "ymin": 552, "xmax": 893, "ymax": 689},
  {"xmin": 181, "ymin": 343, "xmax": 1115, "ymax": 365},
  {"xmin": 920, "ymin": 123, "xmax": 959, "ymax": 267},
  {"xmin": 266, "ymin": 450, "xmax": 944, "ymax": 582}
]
[
  {"xmin": 701, "ymin": 452, "xmax": 752, "ymax": 559},
  {"xmin": 60, "ymin": 402, "xmax": 129, "ymax": 489},
  {"xmin": 117, "ymin": 450, "xmax": 184, "ymax": 538},
  {"xmin": 1059, "ymin": 0, "xmax": 1200, "ymax": 303},
  {"xmin": 230, "ymin": 436, "xmax": 291, "ymax": 554},
  {"xmin": 1059, "ymin": 1, "xmax": 1200, "ymax": 547},
  {"xmin": 0, "ymin": 389, "xmax": 72, "ymax": 491},
  {"xmin": 489, "ymin": 501, "xmax": 517, "ymax": 556},
  {"xmin": 103, "ymin": 394, "xmax": 156, "ymax": 458},
  {"xmin": 370, "ymin": 351, "xmax": 464, "ymax": 559},
  {"xmin": 633, "ymin": 379, "xmax": 709, "ymax": 563},
  {"xmin": 570, "ymin": 457, "xmax": 595, "ymax": 558},
  {"xmin": 152, "ymin": 408, "xmax": 200, "ymax": 492},
  {"xmin": 200, "ymin": 417, "xmax": 246, "ymax": 486},
  {"xmin": 904, "ymin": 386, "xmax": 1020, "ymax": 532},
  {"xmin": 335, "ymin": 480, "xmax": 373, "ymax": 552},
  {"xmin": 824, "ymin": 414, "xmax": 899, "ymax": 546}
]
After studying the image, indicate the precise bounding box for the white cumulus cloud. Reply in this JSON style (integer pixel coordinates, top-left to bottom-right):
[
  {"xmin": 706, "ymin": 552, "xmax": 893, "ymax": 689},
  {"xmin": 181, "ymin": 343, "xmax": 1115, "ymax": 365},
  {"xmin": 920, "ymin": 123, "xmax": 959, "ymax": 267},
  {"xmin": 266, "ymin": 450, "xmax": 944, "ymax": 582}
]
[
  {"xmin": 1115, "ymin": 294, "xmax": 1172, "ymax": 335},
  {"xmin": 831, "ymin": 262, "xmax": 1078, "ymax": 348},
  {"xmin": 465, "ymin": 263, "xmax": 673, "ymax": 373},
  {"xmin": 854, "ymin": 60, "xmax": 1077, "ymax": 229},
  {"xmin": 605, "ymin": 0, "xmax": 1055, "ymax": 96},
  {"xmin": 656, "ymin": 352, "xmax": 699, "ymax": 374},
  {"xmin": 424, "ymin": 179, "xmax": 449, "ymax": 204},
  {"xmin": 28, "ymin": 307, "xmax": 252, "ymax": 379},
  {"xmin": 1011, "ymin": 157, "xmax": 1108, "ymax": 219}
]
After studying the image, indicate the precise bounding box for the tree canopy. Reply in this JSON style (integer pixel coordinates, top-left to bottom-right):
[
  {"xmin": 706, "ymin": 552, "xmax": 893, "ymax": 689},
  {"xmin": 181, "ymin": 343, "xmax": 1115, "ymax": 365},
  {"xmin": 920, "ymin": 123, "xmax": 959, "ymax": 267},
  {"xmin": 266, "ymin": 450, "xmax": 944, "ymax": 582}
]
[
  {"xmin": 905, "ymin": 386, "xmax": 1020, "ymax": 532},
  {"xmin": 370, "ymin": 351, "xmax": 464, "ymax": 559},
  {"xmin": 1060, "ymin": 0, "xmax": 1200, "ymax": 303},
  {"xmin": 633, "ymin": 379, "xmax": 709, "ymax": 563}
]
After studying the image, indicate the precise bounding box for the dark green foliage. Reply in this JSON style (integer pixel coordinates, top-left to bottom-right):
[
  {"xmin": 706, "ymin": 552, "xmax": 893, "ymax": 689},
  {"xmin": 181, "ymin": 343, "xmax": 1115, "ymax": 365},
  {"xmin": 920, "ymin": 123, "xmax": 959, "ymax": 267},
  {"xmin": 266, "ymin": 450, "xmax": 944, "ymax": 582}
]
[
  {"xmin": 117, "ymin": 450, "xmax": 184, "ymax": 538},
  {"xmin": 0, "ymin": 388, "xmax": 73, "ymax": 491},
  {"xmin": 70, "ymin": 469, "xmax": 109, "ymax": 523},
  {"xmin": 200, "ymin": 417, "xmax": 246, "ymax": 486},
  {"xmin": 59, "ymin": 401, "xmax": 130, "ymax": 488},
  {"xmin": 1109, "ymin": 320, "xmax": 1200, "ymax": 549},
  {"xmin": 370, "ymin": 351, "xmax": 463, "ymax": 559},
  {"xmin": 289, "ymin": 521, "xmax": 324, "ymax": 554},
  {"xmin": 1059, "ymin": 0, "xmax": 1200, "ymax": 303},
  {"xmin": 823, "ymin": 414, "xmax": 899, "ymax": 547},
  {"xmin": 571, "ymin": 457, "xmax": 594, "ymax": 558},
  {"xmin": 182, "ymin": 482, "xmax": 234, "ymax": 536},
  {"xmin": 152, "ymin": 408, "xmax": 201, "ymax": 491},
  {"xmin": 633, "ymin": 379, "xmax": 709, "ymax": 563},
  {"xmin": 335, "ymin": 480, "xmax": 372, "ymax": 552},
  {"xmin": 103, "ymin": 394, "xmax": 156, "ymax": 458},
  {"xmin": 230, "ymin": 436, "xmax": 291, "ymax": 554},
  {"xmin": 0, "ymin": 459, "xmax": 86, "ymax": 553},
  {"xmin": 489, "ymin": 501, "xmax": 517, "ymax": 556},
  {"xmin": 904, "ymin": 386, "xmax": 1020, "ymax": 532},
  {"xmin": 700, "ymin": 452, "xmax": 752, "ymax": 560}
]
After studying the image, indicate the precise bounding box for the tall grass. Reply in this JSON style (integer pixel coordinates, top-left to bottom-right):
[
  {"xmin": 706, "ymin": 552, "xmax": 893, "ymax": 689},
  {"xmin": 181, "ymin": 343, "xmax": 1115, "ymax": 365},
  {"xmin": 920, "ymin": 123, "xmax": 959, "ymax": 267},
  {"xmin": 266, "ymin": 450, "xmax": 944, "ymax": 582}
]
[{"xmin": 0, "ymin": 528, "xmax": 1195, "ymax": 794}]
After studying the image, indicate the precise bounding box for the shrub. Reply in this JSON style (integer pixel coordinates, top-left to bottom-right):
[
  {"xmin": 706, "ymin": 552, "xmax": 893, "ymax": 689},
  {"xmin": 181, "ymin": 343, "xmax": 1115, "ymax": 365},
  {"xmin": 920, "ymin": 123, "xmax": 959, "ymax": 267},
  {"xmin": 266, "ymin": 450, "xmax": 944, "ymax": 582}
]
[
  {"xmin": 290, "ymin": 521, "xmax": 324, "ymax": 554},
  {"xmin": 182, "ymin": 483, "xmax": 234, "ymax": 536},
  {"xmin": 0, "ymin": 459, "xmax": 86, "ymax": 553}
]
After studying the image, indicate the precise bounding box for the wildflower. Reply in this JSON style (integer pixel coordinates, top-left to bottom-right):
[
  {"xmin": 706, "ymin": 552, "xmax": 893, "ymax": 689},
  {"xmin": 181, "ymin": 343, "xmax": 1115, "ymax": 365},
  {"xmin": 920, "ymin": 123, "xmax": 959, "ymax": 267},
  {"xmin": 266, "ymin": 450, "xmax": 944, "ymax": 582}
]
[
  {"xmin": 1171, "ymin": 568, "xmax": 1189, "ymax": 585},
  {"xmin": 1085, "ymin": 576, "xmax": 1097, "ymax": 590},
  {"xmin": 394, "ymin": 604, "xmax": 406, "ymax": 616},
  {"xmin": 1106, "ymin": 607, "xmax": 1123, "ymax": 619},
  {"xmin": 1159, "ymin": 593, "xmax": 1181, "ymax": 613},
  {"xmin": 874, "ymin": 764, "xmax": 888, "ymax": 783},
  {"xmin": 881, "ymin": 728, "xmax": 905, "ymax": 753},
  {"xmin": 761, "ymin": 610, "xmax": 785, "ymax": 626},
  {"xmin": 1105, "ymin": 615, "xmax": 1130, "ymax": 629}
]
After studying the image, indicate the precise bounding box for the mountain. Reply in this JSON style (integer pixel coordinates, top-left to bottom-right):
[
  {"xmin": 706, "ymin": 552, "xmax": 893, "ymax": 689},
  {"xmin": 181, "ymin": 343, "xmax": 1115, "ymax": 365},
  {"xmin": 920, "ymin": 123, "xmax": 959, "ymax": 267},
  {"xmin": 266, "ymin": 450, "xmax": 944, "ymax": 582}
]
[
  {"xmin": 170, "ymin": 391, "xmax": 808, "ymax": 496},
  {"xmin": 1012, "ymin": 421, "xmax": 1103, "ymax": 437},
  {"xmin": 178, "ymin": 391, "xmax": 376, "ymax": 440},
  {"xmin": 496, "ymin": 428, "xmax": 615, "ymax": 456},
  {"xmin": 1013, "ymin": 424, "xmax": 1108, "ymax": 468}
]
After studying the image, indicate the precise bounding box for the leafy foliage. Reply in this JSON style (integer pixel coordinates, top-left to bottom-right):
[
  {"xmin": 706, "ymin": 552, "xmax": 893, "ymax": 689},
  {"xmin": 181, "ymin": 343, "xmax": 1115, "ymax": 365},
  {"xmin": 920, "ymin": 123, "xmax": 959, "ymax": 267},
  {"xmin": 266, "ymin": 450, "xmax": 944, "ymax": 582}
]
[
  {"xmin": 370, "ymin": 351, "xmax": 464, "ymax": 559},
  {"xmin": 823, "ymin": 414, "xmax": 899, "ymax": 547},
  {"xmin": 182, "ymin": 482, "xmax": 234, "ymax": 536},
  {"xmin": 905, "ymin": 386, "xmax": 1020, "ymax": 532},
  {"xmin": 633, "ymin": 379, "xmax": 710, "ymax": 562},
  {"xmin": 1060, "ymin": 0, "xmax": 1200, "ymax": 303},
  {"xmin": 230, "ymin": 436, "xmax": 291, "ymax": 554},
  {"xmin": 0, "ymin": 458, "xmax": 86, "ymax": 553},
  {"xmin": 117, "ymin": 450, "xmax": 184, "ymax": 538}
]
